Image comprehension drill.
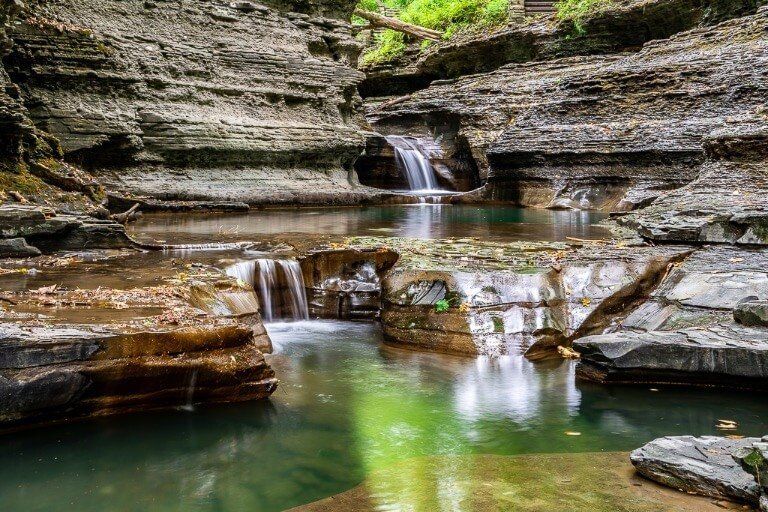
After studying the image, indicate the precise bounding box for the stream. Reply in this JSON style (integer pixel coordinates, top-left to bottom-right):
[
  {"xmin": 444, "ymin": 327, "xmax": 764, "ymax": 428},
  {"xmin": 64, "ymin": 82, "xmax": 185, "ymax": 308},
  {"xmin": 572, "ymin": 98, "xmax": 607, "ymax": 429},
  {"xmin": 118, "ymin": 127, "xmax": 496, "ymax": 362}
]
[{"xmin": 1, "ymin": 206, "xmax": 765, "ymax": 511}]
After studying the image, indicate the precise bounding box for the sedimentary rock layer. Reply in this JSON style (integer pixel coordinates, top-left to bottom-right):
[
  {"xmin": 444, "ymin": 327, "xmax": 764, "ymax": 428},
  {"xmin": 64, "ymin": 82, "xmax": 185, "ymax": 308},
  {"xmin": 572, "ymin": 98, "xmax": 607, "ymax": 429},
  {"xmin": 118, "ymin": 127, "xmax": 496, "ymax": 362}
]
[
  {"xmin": 574, "ymin": 246, "xmax": 768, "ymax": 388},
  {"xmin": 619, "ymin": 127, "xmax": 768, "ymax": 243},
  {"xmin": 360, "ymin": 0, "xmax": 761, "ymax": 97},
  {"xmin": 0, "ymin": 254, "xmax": 277, "ymax": 430},
  {"xmin": 3, "ymin": 0, "xmax": 376, "ymax": 205},
  {"xmin": 369, "ymin": 9, "xmax": 768, "ymax": 211}
]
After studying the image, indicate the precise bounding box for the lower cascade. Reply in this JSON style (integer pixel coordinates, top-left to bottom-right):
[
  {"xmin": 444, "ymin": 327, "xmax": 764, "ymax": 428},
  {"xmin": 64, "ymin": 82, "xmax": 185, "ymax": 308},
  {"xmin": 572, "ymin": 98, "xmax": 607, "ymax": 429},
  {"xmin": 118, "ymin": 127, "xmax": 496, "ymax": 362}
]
[
  {"xmin": 227, "ymin": 258, "xmax": 309, "ymax": 322},
  {"xmin": 386, "ymin": 135, "xmax": 442, "ymax": 192}
]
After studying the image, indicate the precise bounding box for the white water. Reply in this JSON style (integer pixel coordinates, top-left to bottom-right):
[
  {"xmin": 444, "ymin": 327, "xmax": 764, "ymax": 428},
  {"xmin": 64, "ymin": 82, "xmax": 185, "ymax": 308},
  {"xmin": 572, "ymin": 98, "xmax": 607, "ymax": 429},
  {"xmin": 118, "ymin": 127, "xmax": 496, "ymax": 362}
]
[
  {"xmin": 226, "ymin": 258, "xmax": 309, "ymax": 322},
  {"xmin": 386, "ymin": 135, "xmax": 442, "ymax": 192}
]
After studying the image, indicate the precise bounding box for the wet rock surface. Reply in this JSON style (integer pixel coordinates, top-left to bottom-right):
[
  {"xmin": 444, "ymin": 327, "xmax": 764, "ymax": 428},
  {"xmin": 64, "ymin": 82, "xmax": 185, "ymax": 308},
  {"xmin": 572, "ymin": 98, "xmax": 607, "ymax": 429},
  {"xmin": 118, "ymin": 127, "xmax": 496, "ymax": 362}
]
[
  {"xmin": 340, "ymin": 236, "xmax": 687, "ymax": 357},
  {"xmin": 575, "ymin": 246, "xmax": 768, "ymax": 388},
  {"xmin": 0, "ymin": 252, "xmax": 276, "ymax": 430},
  {"xmin": 631, "ymin": 436, "xmax": 762, "ymax": 505},
  {"xmin": 575, "ymin": 324, "xmax": 768, "ymax": 388},
  {"xmin": 620, "ymin": 128, "xmax": 768, "ymax": 243},
  {"xmin": 735, "ymin": 300, "xmax": 768, "ymax": 328},
  {"xmin": 0, "ymin": 204, "xmax": 133, "ymax": 253}
]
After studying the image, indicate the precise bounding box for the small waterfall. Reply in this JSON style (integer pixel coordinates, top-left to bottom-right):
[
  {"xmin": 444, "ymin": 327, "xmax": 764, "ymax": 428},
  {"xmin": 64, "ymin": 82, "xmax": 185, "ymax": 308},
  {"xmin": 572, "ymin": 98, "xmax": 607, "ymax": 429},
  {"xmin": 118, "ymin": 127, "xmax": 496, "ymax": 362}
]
[
  {"xmin": 386, "ymin": 135, "xmax": 441, "ymax": 192},
  {"xmin": 227, "ymin": 258, "xmax": 309, "ymax": 322}
]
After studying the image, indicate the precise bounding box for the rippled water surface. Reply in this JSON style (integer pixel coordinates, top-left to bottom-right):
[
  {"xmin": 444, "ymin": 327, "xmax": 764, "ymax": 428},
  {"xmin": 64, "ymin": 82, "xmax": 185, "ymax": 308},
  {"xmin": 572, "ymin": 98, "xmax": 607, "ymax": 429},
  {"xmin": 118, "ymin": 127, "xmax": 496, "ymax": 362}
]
[
  {"xmin": 128, "ymin": 205, "xmax": 609, "ymax": 244},
  {"xmin": 1, "ymin": 321, "xmax": 765, "ymax": 512}
]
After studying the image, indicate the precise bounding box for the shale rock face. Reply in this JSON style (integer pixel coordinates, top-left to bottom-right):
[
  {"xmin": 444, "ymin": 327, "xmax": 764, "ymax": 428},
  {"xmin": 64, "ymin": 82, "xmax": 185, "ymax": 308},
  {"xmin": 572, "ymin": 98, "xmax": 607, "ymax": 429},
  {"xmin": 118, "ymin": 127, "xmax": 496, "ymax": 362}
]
[
  {"xmin": 620, "ymin": 128, "xmax": 768, "ymax": 243},
  {"xmin": 369, "ymin": 237, "xmax": 685, "ymax": 357},
  {"xmin": 631, "ymin": 436, "xmax": 762, "ymax": 505},
  {"xmin": 0, "ymin": 204, "xmax": 132, "ymax": 255},
  {"xmin": 369, "ymin": 9, "xmax": 768, "ymax": 211},
  {"xmin": 3, "ymin": 0, "xmax": 375, "ymax": 206}
]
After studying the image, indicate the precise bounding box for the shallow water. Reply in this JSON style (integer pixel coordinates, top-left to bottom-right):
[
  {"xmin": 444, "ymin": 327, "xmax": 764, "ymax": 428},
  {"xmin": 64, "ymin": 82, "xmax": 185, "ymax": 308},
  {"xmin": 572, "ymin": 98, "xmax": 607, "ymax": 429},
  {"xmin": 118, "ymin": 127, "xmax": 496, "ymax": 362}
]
[
  {"xmin": 1, "ymin": 321, "xmax": 764, "ymax": 512},
  {"xmin": 128, "ymin": 205, "xmax": 609, "ymax": 245}
]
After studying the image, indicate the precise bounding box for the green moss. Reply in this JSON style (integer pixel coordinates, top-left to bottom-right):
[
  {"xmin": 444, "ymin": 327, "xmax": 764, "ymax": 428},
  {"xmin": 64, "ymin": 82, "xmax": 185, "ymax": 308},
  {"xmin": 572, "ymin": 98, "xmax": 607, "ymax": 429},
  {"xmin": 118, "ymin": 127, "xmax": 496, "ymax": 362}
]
[
  {"xmin": 0, "ymin": 162, "xmax": 45, "ymax": 195},
  {"xmin": 359, "ymin": 0, "xmax": 510, "ymax": 65},
  {"xmin": 555, "ymin": 0, "xmax": 614, "ymax": 34}
]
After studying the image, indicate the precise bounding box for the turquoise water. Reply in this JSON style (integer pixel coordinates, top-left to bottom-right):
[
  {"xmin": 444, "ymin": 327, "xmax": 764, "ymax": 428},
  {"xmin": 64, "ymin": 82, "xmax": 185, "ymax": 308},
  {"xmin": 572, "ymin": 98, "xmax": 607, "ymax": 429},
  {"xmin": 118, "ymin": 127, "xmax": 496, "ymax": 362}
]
[
  {"xmin": 1, "ymin": 321, "xmax": 765, "ymax": 512},
  {"xmin": 128, "ymin": 205, "xmax": 609, "ymax": 244}
]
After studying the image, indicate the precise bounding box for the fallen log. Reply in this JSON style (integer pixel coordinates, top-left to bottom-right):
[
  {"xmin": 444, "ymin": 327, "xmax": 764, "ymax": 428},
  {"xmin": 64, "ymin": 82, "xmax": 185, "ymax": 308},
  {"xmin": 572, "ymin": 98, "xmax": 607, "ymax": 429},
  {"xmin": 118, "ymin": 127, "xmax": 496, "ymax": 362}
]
[
  {"xmin": 111, "ymin": 203, "xmax": 141, "ymax": 224},
  {"xmin": 353, "ymin": 9, "xmax": 443, "ymax": 41}
]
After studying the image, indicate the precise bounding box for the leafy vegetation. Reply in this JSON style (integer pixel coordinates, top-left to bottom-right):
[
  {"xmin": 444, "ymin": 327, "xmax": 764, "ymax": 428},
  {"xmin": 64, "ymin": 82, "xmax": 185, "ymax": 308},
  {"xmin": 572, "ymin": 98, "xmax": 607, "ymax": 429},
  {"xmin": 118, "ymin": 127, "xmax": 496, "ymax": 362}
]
[
  {"xmin": 555, "ymin": 0, "xmax": 613, "ymax": 34},
  {"xmin": 358, "ymin": 0, "xmax": 510, "ymax": 66},
  {"xmin": 434, "ymin": 299, "xmax": 451, "ymax": 313}
]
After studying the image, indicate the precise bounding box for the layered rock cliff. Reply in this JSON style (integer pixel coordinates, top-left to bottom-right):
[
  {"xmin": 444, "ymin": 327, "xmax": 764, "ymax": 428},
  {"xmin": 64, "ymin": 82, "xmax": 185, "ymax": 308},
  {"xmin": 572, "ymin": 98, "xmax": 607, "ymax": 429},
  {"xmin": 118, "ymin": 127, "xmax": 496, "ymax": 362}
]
[
  {"xmin": 367, "ymin": 8, "xmax": 768, "ymax": 211},
  {"xmin": 2, "ymin": 0, "xmax": 377, "ymax": 206}
]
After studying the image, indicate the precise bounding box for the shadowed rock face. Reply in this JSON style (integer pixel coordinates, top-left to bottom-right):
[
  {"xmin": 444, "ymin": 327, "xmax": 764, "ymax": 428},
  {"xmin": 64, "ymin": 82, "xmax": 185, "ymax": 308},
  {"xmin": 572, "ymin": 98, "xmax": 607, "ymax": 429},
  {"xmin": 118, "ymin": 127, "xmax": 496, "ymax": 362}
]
[
  {"xmin": 368, "ymin": 9, "xmax": 768, "ymax": 211},
  {"xmin": 299, "ymin": 248, "xmax": 399, "ymax": 319},
  {"xmin": 3, "ymin": 0, "xmax": 376, "ymax": 206},
  {"xmin": 619, "ymin": 128, "xmax": 768, "ymax": 243}
]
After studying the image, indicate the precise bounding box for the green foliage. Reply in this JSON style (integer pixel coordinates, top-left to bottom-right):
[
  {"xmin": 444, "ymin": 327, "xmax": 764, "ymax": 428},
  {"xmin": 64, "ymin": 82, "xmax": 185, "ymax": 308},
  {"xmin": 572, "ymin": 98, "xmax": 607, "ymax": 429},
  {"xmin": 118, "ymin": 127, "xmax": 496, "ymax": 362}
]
[
  {"xmin": 555, "ymin": 0, "xmax": 613, "ymax": 34},
  {"xmin": 434, "ymin": 299, "xmax": 451, "ymax": 313},
  {"xmin": 362, "ymin": 30, "xmax": 407, "ymax": 66},
  {"xmin": 359, "ymin": 0, "xmax": 510, "ymax": 65}
]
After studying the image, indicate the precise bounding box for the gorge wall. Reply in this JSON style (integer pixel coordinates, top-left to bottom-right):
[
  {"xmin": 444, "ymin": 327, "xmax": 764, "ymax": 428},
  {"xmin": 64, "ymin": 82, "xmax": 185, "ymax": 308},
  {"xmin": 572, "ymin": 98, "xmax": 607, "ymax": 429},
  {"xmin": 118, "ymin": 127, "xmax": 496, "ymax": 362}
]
[
  {"xmin": 1, "ymin": 0, "xmax": 378, "ymax": 207},
  {"xmin": 367, "ymin": 7, "xmax": 768, "ymax": 212}
]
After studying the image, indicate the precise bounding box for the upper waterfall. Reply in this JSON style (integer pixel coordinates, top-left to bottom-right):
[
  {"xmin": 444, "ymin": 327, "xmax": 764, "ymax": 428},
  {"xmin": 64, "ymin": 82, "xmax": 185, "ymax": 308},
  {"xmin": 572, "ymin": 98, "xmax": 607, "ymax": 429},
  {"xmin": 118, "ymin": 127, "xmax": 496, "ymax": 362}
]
[{"xmin": 386, "ymin": 135, "xmax": 442, "ymax": 192}]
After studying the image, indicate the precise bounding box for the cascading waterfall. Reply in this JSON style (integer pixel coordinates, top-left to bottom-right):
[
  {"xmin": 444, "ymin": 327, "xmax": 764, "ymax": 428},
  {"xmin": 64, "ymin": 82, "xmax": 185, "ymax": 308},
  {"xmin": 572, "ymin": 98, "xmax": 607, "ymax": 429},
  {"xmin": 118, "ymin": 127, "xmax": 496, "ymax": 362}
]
[
  {"xmin": 386, "ymin": 135, "xmax": 442, "ymax": 192},
  {"xmin": 227, "ymin": 258, "xmax": 309, "ymax": 322}
]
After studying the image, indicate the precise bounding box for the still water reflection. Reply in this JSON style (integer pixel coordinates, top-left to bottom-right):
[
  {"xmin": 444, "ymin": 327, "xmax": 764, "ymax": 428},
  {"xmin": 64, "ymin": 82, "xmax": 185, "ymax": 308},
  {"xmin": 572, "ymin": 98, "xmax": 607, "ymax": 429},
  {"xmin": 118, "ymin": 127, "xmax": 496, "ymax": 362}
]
[
  {"xmin": 128, "ymin": 205, "xmax": 609, "ymax": 245},
  {"xmin": 0, "ymin": 322, "xmax": 764, "ymax": 512}
]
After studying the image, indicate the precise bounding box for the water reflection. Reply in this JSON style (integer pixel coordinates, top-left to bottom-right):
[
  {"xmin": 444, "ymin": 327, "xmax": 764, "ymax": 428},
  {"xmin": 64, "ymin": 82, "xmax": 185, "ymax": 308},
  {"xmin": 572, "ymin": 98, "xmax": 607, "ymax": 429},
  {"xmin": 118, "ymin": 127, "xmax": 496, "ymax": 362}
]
[
  {"xmin": 0, "ymin": 321, "xmax": 764, "ymax": 512},
  {"xmin": 128, "ymin": 205, "xmax": 608, "ymax": 245}
]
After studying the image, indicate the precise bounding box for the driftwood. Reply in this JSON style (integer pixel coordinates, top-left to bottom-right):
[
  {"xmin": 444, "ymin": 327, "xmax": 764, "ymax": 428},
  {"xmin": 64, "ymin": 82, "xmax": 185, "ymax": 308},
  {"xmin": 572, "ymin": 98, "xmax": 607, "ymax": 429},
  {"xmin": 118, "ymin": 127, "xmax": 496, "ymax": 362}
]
[
  {"xmin": 353, "ymin": 8, "xmax": 443, "ymax": 41},
  {"xmin": 111, "ymin": 203, "xmax": 141, "ymax": 224}
]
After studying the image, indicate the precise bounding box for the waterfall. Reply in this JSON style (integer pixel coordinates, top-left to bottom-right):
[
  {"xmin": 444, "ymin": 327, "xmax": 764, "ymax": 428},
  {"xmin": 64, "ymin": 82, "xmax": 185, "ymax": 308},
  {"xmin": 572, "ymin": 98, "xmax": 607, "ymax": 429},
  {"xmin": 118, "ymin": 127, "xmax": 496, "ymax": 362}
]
[
  {"xmin": 227, "ymin": 258, "xmax": 309, "ymax": 322},
  {"xmin": 386, "ymin": 135, "xmax": 441, "ymax": 192}
]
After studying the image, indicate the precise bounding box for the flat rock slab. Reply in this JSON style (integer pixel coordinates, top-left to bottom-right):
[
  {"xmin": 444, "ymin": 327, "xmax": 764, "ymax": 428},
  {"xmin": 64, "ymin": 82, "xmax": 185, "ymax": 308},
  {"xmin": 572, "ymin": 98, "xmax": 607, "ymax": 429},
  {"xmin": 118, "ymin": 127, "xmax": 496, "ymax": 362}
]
[
  {"xmin": 631, "ymin": 436, "xmax": 762, "ymax": 504},
  {"xmin": 575, "ymin": 324, "xmax": 768, "ymax": 388}
]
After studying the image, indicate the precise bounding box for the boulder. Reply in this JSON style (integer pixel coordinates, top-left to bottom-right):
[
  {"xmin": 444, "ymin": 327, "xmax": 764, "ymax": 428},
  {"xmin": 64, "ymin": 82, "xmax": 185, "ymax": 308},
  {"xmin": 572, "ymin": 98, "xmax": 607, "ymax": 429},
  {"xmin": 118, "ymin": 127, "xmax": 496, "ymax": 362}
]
[
  {"xmin": 631, "ymin": 436, "xmax": 762, "ymax": 505},
  {"xmin": 735, "ymin": 300, "xmax": 768, "ymax": 327},
  {"xmin": 0, "ymin": 237, "xmax": 41, "ymax": 257}
]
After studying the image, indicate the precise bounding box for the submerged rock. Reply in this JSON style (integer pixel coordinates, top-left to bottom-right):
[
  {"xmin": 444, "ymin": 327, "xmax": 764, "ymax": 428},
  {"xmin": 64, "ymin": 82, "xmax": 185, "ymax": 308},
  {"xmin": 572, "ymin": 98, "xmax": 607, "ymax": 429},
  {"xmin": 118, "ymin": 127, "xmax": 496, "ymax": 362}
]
[{"xmin": 631, "ymin": 436, "xmax": 762, "ymax": 505}]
